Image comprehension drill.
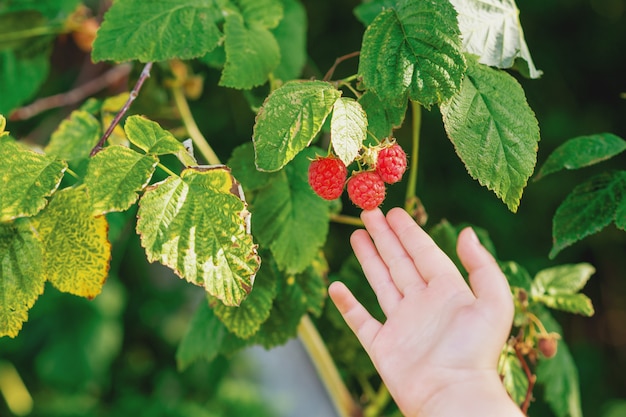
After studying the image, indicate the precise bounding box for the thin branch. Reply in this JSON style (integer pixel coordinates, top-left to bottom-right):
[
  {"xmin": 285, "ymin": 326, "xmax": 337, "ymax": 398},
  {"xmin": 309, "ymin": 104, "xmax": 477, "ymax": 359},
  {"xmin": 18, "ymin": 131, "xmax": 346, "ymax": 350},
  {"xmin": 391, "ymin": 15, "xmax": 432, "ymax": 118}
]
[
  {"xmin": 514, "ymin": 343, "xmax": 537, "ymax": 415},
  {"xmin": 90, "ymin": 62, "xmax": 153, "ymax": 156},
  {"xmin": 10, "ymin": 64, "xmax": 132, "ymax": 121},
  {"xmin": 323, "ymin": 51, "xmax": 360, "ymax": 82}
]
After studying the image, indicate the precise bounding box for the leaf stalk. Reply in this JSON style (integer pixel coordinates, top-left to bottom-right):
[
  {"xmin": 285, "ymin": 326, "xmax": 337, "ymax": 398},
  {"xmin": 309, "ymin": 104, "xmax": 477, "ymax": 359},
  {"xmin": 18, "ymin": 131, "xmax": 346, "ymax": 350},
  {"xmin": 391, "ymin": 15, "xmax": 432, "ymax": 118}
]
[{"xmin": 170, "ymin": 85, "xmax": 221, "ymax": 165}]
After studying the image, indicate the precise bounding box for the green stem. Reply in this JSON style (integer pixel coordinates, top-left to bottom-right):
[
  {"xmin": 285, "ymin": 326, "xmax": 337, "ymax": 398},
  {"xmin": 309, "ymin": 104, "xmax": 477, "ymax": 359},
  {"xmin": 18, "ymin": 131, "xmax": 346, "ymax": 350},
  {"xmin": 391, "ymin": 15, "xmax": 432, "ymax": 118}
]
[
  {"xmin": 338, "ymin": 81, "xmax": 361, "ymax": 99},
  {"xmin": 363, "ymin": 382, "xmax": 391, "ymax": 417},
  {"xmin": 171, "ymin": 86, "xmax": 221, "ymax": 165},
  {"xmin": 339, "ymin": 74, "xmax": 359, "ymax": 84},
  {"xmin": 0, "ymin": 24, "xmax": 64, "ymax": 43},
  {"xmin": 330, "ymin": 213, "xmax": 364, "ymax": 227},
  {"xmin": 65, "ymin": 167, "xmax": 80, "ymax": 180},
  {"xmin": 405, "ymin": 100, "xmax": 422, "ymax": 210},
  {"xmin": 157, "ymin": 162, "xmax": 177, "ymax": 178},
  {"xmin": 298, "ymin": 315, "xmax": 360, "ymax": 417}
]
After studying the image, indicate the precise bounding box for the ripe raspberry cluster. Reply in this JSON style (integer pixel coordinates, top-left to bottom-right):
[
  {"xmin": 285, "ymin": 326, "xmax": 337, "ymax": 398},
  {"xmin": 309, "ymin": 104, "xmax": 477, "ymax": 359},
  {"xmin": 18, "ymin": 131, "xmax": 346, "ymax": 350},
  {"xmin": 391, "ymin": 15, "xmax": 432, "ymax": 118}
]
[{"xmin": 307, "ymin": 141, "xmax": 407, "ymax": 210}]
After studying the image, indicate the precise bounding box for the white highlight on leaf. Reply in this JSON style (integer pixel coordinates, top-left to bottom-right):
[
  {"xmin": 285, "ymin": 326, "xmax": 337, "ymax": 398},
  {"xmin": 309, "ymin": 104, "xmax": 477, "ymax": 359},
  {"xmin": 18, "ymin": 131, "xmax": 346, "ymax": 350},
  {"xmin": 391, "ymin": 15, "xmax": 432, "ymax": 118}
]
[{"xmin": 449, "ymin": 0, "xmax": 542, "ymax": 78}]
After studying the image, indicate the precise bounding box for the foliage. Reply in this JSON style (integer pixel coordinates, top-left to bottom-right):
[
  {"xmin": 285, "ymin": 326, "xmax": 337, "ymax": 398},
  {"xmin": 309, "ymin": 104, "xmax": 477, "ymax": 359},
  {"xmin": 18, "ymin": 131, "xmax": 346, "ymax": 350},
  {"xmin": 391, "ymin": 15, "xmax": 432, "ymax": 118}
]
[{"xmin": 1, "ymin": 0, "xmax": 623, "ymax": 416}]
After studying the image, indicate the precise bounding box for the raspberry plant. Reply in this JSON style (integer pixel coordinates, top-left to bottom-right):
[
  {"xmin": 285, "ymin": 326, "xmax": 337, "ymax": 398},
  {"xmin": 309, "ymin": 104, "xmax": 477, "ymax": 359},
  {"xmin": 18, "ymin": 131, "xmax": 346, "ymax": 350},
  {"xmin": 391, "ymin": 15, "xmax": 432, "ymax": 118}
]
[{"xmin": 1, "ymin": 0, "xmax": 621, "ymax": 416}]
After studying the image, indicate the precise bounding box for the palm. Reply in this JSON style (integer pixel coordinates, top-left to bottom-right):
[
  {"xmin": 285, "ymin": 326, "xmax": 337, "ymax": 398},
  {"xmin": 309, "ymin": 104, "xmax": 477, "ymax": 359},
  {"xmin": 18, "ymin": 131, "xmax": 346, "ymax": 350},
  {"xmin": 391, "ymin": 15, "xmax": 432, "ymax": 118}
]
[{"xmin": 329, "ymin": 208, "xmax": 514, "ymax": 416}]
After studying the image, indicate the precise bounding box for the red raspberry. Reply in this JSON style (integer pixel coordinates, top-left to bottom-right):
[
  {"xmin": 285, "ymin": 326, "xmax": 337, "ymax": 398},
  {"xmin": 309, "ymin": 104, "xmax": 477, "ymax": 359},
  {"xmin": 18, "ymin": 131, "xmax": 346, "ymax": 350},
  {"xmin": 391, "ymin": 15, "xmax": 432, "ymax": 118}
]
[
  {"xmin": 308, "ymin": 156, "xmax": 347, "ymax": 200},
  {"xmin": 376, "ymin": 143, "xmax": 407, "ymax": 184},
  {"xmin": 347, "ymin": 171, "xmax": 386, "ymax": 210}
]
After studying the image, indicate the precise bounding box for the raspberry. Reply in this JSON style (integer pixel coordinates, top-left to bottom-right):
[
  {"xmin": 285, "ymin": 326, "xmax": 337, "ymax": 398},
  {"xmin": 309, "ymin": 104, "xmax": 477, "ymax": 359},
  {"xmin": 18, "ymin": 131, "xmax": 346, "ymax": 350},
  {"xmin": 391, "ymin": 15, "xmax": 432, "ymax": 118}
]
[
  {"xmin": 308, "ymin": 156, "xmax": 347, "ymax": 200},
  {"xmin": 376, "ymin": 143, "xmax": 407, "ymax": 184},
  {"xmin": 347, "ymin": 171, "xmax": 386, "ymax": 210}
]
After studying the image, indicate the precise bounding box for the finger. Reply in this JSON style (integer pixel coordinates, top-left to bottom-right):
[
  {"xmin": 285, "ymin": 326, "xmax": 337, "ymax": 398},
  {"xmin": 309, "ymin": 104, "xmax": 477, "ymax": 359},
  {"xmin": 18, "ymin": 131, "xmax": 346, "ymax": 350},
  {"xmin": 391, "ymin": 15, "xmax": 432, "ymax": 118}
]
[
  {"xmin": 328, "ymin": 281, "xmax": 382, "ymax": 354},
  {"xmin": 361, "ymin": 208, "xmax": 426, "ymax": 293},
  {"xmin": 457, "ymin": 227, "xmax": 514, "ymax": 323},
  {"xmin": 386, "ymin": 207, "xmax": 465, "ymax": 289},
  {"xmin": 350, "ymin": 228, "xmax": 402, "ymax": 315}
]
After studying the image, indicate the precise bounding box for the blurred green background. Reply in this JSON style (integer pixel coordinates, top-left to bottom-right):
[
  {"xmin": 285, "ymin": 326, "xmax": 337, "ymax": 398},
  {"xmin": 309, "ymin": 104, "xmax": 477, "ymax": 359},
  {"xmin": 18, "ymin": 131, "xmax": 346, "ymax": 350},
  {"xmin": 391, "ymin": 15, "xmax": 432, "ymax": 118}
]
[{"xmin": 1, "ymin": 0, "xmax": 625, "ymax": 416}]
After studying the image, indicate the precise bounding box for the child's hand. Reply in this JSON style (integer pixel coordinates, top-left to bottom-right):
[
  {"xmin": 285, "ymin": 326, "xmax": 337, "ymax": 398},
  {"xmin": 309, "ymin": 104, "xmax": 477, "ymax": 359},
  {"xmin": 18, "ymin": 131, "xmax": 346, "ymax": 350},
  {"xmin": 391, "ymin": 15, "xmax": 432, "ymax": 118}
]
[{"xmin": 329, "ymin": 208, "xmax": 524, "ymax": 417}]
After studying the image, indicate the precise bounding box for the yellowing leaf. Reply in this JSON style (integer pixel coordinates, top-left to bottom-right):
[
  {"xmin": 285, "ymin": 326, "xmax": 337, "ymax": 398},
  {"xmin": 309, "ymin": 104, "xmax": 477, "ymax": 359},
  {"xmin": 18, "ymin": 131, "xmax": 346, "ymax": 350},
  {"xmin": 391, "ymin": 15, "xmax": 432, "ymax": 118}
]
[
  {"xmin": 136, "ymin": 166, "xmax": 260, "ymax": 306},
  {"xmin": 0, "ymin": 138, "xmax": 67, "ymax": 222},
  {"xmin": 84, "ymin": 145, "xmax": 158, "ymax": 215},
  {"xmin": 44, "ymin": 110, "xmax": 101, "ymax": 162},
  {"xmin": 33, "ymin": 187, "xmax": 111, "ymax": 299},
  {"xmin": 0, "ymin": 219, "xmax": 45, "ymax": 338}
]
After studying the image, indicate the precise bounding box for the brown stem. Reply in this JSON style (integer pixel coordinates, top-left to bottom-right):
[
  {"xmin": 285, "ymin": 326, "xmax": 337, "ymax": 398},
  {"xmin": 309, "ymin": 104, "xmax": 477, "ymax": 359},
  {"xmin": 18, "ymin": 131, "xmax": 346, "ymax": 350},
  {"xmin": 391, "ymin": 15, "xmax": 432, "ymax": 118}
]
[
  {"xmin": 514, "ymin": 343, "xmax": 537, "ymax": 415},
  {"xmin": 90, "ymin": 62, "xmax": 153, "ymax": 156},
  {"xmin": 323, "ymin": 51, "xmax": 360, "ymax": 82},
  {"xmin": 9, "ymin": 64, "xmax": 132, "ymax": 121}
]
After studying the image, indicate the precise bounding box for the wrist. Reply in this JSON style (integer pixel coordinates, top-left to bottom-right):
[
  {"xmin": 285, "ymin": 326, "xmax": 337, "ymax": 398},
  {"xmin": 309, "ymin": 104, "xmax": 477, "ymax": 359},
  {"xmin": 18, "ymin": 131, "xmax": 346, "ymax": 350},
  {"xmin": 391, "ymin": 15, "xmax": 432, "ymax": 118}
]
[{"xmin": 404, "ymin": 370, "xmax": 524, "ymax": 417}]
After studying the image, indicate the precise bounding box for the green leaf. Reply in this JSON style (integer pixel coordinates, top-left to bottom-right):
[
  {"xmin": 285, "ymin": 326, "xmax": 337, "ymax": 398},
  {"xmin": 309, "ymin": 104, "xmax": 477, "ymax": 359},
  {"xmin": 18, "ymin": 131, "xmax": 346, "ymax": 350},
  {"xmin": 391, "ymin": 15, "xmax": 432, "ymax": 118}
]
[
  {"xmin": 219, "ymin": 12, "xmax": 281, "ymax": 89},
  {"xmin": 499, "ymin": 261, "xmax": 533, "ymax": 292},
  {"xmin": 531, "ymin": 263, "xmax": 595, "ymax": 297},
  {"xmin": 531, "ymin": 262, "xmax": 594, "ymax": 315},
  {"xmin": 448, "ymin": 0, "xmax": 542, "ymax": 78},
  {"xmin": 176, "ymin": 298, "xmax": 226, "ymax": 370},
  {"xmin": 358, "ymin": 90, "xmax": 407, "ymax": 140},
  {"xmin": 533, "ymin": 293, "xmax": 594, "ymax": 317},
  {"xmin": 285, "ymin": 250, "xmax": 329, "ymax": 318},
  {"xmin": 0, "ymin": 47, "xmax": 50, "ymax": 115},
  {"xmin": 550, "ymin": 171, "xmax": 626, "ymax": 258},
  {"xmin": 136, "ymin": 166, "xmax": 260, "ymax": 306},
  {"xmin": 271, "ymin": 0, "xmax": 307, "ymax": 81},
  {"xmin": 223, "ymin": 251, "xmax": 328, "ymax": 350},
  {"xmin": 84, "ymin": 145, "xmax": 158, "ymax": 215},
  {"xmin": 228, "ymin": 143, "xmax": 274, "ymax": 192},
  {"xmin": 92, "ymin": 0, "xmax": 223, "ymax": 63},
  {"xmin": 0, "ymin": 10, "xmax": 50, "ymax": 51},
  {"xmin": 124, "ymin": 115, "xmax": 197, "ymax": 166},
  {"xmin": 353, "ymin": 0, "xmax": 396, "ymax": 26},
  {"xmin": 0, "ymin": 219, "xmax": 45, "ymax": 338},
  {"xmin": 253, "ymin": 80, "xmax": 341, "ymax": 171},
  {"xmin": 0, "ymin": 115, "xmax": 5, "ymax": 135},
  {"xmin": 331, "ymin": 97, "xmax": 367, "ymax": 166},
  {"xmin": 358, "ymin": 0, "xmax": 466, "ymax": 108},
  {"xmin": 0, "ymin": 138, "xmax": 67, "ymax": 222},
  {"xmin": 213, "ymin": 259, "xmax": 278, "ymax": 339},
  {"xmin": 535, "ymin": 133, "xmax": 626, "ymax": 180},
  {"xmin": 45, "ymin": 110, "xmax": 102, "ymax": 162},
  {"xmin": 498, "ymin": 346, "xmax": 528, "ymax": 405},
  {"xmin": 0, "ymin": 0, "xmax": 80, "ymax": 20},
  {"xmin": 323, "ymin": 255, "xmax": 381, "ymax": 378},
  {"xmin": 428, "ymin": 219, "xmax": 498, "ymax": 276},
  {"xmin": 234, "ymin": 0, "xmax": 283, "ymax": 28},
  {"xmin": 536, "ymin": 307, "xmax": 583, "ymax": 417},
  {"xmin": 251, "ymin": 147, "xmax": 331, "ymax": 273},
  {"xmin": 32, "ymin": 187, "xmax": 111, "ymax": 299},
  {"xmin": 440, "ymin": 56, "xmax": 540, "ymax": 212}
]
